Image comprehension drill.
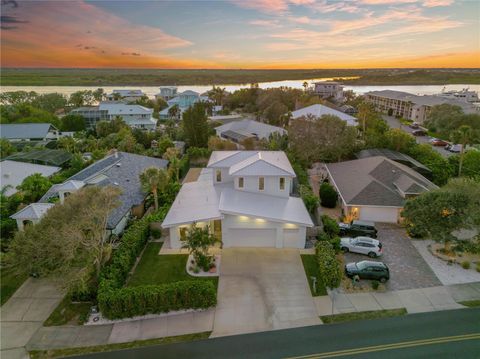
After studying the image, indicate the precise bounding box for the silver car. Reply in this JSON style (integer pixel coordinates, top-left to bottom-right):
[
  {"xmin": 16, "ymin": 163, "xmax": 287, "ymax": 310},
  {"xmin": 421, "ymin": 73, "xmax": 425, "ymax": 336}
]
[{"xmin": 340, "ymin": 236, "xmax": 383, "ymax": 258}]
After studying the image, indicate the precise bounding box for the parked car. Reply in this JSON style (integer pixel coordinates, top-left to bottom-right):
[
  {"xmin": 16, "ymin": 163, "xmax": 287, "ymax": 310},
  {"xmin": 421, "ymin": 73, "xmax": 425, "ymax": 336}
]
[
  {"xmin": 429, "ymin": 138, "xmax": 449, "ymax": 147},
  {"xmin": 412, "ymin": 129, "xmax": 427, "ymax": 136},
  {"xmin": 409, "ymin": 122, "xmax": 420, "ymax": 129},
  {"xmin": 345, "ymin": 260, "xmax": 390, "ymax": 283},
  {"xmin": 446, "ymin": 144, "xmax": 462, "ymax": 153},
  {"xmin": 339, "ymin": 220, "xmax": 378, "ymax": 238},
  {"xmin": 340, "ymin": 236, "xmax": 382, "ymax": 258}
]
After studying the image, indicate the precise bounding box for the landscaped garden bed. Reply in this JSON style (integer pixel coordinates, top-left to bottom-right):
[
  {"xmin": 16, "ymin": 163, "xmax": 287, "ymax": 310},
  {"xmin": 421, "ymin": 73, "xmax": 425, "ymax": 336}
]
[{"xmin": 429, "ymin": 242, "xmax": 480, "ymax": 272}]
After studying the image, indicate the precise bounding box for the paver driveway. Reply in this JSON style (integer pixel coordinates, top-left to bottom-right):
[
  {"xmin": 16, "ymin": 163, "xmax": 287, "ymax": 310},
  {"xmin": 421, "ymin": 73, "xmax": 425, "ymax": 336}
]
[
  {"xmin": 212, "ymin": 248, "xmax": 320, "ymax": 337},
  {"xmin": 343, "ymin": 223, "xmax": 441, "ymax": 291}
]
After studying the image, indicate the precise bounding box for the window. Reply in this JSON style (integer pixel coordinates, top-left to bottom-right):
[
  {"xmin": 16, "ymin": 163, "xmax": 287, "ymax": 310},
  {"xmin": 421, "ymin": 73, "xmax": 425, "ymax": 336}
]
[
  {"xmin": 259, "ymin": 177, "xmax": 265, "ymax": 190},
  {"xmin": 238, "ymin": 177, "xmax": 244, "ymax": 188},
  {"xmin": 216, "ymin": 170, "xmax": 222, "ymax": 182},
  {"xmin": 279, "ymin": 177, "xmax": 285, "ymax": 190}
]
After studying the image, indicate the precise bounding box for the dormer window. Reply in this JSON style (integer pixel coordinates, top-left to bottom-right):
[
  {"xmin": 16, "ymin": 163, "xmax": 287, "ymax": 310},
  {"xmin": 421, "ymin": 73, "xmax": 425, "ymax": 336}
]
[
  {"xmin": 238, "ymin": 177, "xmax": 244, "ymax": 188},
  {"xmin": 259, "ymin": 177, "xmax": 264, "ymax": 191},
  {"xmin": 216, "ymin": 170, "xmax": 222, "ymax": 182},
  {"xmin": 279, "ymin": 177, "xmax": 285, "ymax": 190}
]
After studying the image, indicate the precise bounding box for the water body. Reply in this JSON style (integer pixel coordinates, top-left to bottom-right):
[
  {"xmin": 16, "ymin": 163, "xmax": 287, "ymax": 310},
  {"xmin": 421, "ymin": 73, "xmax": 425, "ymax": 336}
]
[{"xmin": 1, "ymin": 78, "xmax": 479, "ymax": 97}]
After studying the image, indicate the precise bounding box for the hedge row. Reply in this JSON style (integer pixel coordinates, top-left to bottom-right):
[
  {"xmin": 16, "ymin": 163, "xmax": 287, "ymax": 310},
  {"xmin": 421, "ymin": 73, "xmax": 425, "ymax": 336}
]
[
  {"xmin": 97, "ymin": 203, "xmax": 217, "ymax": 319},
  {"xmin": 99, "ymin": 281, "xmax": 217, "ymax": 319}
]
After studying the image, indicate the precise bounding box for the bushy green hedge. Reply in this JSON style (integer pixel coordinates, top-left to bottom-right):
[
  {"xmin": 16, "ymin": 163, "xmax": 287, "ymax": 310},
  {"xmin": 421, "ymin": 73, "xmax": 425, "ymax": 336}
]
[
  {"xmin": 97, "ymin": 203, "xmax": 217, "ymax": 319},
  {"xmin": 99, "ymin": 281, "xmax": 217, "ymax": 319},
  {"xmin": 319, "ymin": 182, "xmax": 338, "ymax": 208}
]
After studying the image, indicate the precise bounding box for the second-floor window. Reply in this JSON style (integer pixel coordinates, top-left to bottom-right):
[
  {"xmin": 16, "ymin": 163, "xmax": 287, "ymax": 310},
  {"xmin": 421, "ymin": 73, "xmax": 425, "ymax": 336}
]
[
  {"xmin": 216, "ymin": 170, "xmax": 222, "ymax": 182},
  {"xmin": 238, "ymin": 177, "xmax": 244, "ymax": 188},
  {"xmin": 259, "ymin": 177, "xmax": 264, "ymax": 191},
  {"xmin": 279, "ymin": 177, "xmax": 285, "ymax": 190}
]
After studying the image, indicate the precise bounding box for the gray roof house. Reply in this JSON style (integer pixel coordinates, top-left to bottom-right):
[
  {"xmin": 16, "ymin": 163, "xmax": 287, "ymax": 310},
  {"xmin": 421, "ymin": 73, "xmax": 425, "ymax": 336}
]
[
  {"xmin": 215, "ymin": 119, "xmax": 287, "ymax": 143},
  {"xmin": 0, "ymin": 123, "xmax": 60, "ymax": 142},
  {"xmin": 12, "ymin": 151, "xmax": 168, "ymax": 235},
  {"xmin": 325, "ymin": 156, "xmax": 437, "ymax": 223}
]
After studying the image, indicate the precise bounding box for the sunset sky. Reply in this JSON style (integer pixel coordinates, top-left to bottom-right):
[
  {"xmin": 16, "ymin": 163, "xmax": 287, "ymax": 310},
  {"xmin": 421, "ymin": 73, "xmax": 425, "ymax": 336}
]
[{"xmin": 1, "ymin": 0, "xmax": 479, "ymax": 69}]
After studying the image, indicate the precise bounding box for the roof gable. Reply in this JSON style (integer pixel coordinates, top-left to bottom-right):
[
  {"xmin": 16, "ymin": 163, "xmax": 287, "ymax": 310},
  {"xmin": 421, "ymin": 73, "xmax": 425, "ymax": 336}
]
[
  {"xmin": 10, "ymin": 203, "xmax": 54, "ymax": 220},
  {"xmin": 228, "ymin": 152, "xmax": 295, "ymax": 177}
]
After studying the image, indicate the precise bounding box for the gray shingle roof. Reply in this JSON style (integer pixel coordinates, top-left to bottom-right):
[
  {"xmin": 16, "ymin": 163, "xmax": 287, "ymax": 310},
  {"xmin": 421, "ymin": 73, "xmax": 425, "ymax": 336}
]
[
  {"xmin": 0, "ymin": 123, "xmax": 57, "ymax": 140},
  {"xmin": 40, "ymin": 152, "xmax": 168, "ymax": 229},
  {"xmin": 326, "ymin": 156, "xmax": 437, "ymax": 207}
]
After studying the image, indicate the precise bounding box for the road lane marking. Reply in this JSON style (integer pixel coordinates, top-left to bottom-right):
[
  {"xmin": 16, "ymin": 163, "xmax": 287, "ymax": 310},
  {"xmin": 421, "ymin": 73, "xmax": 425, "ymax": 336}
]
[{"xmin": 286, "ymin": 333, "xmax": 480, "ymax": 359}]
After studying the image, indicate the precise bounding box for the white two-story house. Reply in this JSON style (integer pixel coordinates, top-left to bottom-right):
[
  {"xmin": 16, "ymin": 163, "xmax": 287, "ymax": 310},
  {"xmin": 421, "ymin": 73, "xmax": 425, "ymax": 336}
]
[{"xmin": 162, "ymin": 151, "xmax": 313, "ymax": 249}]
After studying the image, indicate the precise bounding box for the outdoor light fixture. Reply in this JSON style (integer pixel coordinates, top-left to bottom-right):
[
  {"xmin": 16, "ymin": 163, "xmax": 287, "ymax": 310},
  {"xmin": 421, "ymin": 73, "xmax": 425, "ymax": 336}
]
[{"xmin": 255, "ymin": 218, "xmax": 265, "ymax": 223}]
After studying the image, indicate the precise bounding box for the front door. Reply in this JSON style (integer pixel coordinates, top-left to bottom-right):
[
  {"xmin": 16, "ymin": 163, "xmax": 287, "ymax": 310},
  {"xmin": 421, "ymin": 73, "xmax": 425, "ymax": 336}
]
[{"xmin": 213, "ymin": 220, "xmax": 222, "ymax": 242}]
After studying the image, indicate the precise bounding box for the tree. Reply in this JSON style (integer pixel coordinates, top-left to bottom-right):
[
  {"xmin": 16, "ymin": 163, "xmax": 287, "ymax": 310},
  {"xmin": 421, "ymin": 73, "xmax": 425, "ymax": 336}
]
[
  {"xmin": 302, "ymin": 81, "xmax": 309, "ymax": 92},
  {"xmin": 69, "ymin": 90, "xmax": 95, "ymax": 108},
  {"xmin": 0, "ymin": 187, "xmax": 23, "ymax": 250},
  {"xmin": 92, "ymin": 88, "xmax": 105, "ymax": 102},
  {"xmin": 319, "ymin": 182, "xmax": 338, "ymax": 208},
  {"xmin": 407, "ymin": 143, "xmax": 454, "ymax": 186},
  {"xmin": 383, "ymin": 128, "xmax": 416, "ymax": 153},
  {"xmin": 208, "ymin": 136, "xmax": 237, "ymax": 151},
  {"xmin": 163, "ymin": 147, "xmax": 181, "ymax": 182},
  {"xmin": 263, "ymin": 101, "xmax": 288, "ymax": 126},
  {"xmin": 60, "ymin": 114, "xmax": 86, "ymax": 131},
  {"xmin": 402, "ymin": 178, "xmax": 480, "ymax": 251},
  {"xmin": 16, "ymin": 173, "xmax": 52, "ymax": 202},
  {"xmin": 140, "ymin": 167, "xmax": 169, "ymax": 210},
  {"xmin": 289, "ymin": 115, "xmax": 358, "ymax": 163},
  {"xmin": 181, "ymin": 224, "xmax": 218, "ymax": 272},
  {"xmin": 208, "ymin": 86, "xmax": 227, "ymax": 106},
  {"xmin": 315, "ymin": 241, "xmax": 342, "ymax": 289},
  {"xmin": 0, "ymin": 139, "xmax": 16, "ymax": 158},
  {"xmin": 451, "ymin": 125, "xmax": 479, "ymax": 176},
  {"xmin": 299, "ymin": 185, "xmax": 318, "ymax": 214},
  {"xmin": 425, "ymin": 104, "xmax": 464, "ymax": 134},
  {"xmin": 240, "ymin": 137, "xmax": 255, "ymax": 150},
  {"xmin": 182, "ymin": 102, "xmax": 209, "ymax": 148},
  {"xmin": 458, "ymin": 151, "xmax": 480, "ymax": 179},
  {"xmin": 167, "ymin": 104, "xmax": 181, "ymax": 121},
  {"xmin": 31, "ymin": 93, "xmax": 67, "ymax": 113},
  {"xmin": 4, "ymin": 186, "xmax": 121, "ymax": 293}
]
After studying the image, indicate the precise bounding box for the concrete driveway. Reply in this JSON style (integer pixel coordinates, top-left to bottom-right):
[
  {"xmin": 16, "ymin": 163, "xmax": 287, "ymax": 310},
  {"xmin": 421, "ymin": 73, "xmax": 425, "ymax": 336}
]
[
  {"xmin": 1, "ymin": 278, "xmax": 63, "ymax": 359},
  {"xmin": 343, "ymin": 223, "xmax": 441, "ymax": 291},
  {"xmin": 212, "ymin": 248, "xmax": 320, "ymax": 337}
]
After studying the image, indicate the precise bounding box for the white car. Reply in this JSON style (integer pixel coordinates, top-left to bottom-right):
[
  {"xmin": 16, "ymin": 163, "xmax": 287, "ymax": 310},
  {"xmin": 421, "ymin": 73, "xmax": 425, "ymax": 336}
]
[{"xmin": 340, "ymin": 237, "xmax": 383, "ymax": 258}]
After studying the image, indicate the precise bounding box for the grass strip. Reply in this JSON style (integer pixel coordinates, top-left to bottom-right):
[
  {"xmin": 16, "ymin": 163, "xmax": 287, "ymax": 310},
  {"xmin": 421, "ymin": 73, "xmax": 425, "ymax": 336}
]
[{"xmin": 320, "ymin": 308, "xmax": 407, "ymax": 324}]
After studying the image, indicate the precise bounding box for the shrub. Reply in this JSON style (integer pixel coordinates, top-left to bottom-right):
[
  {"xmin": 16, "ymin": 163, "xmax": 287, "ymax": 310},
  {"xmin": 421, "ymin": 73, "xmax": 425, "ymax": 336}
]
[
  {"xmin": 315, "ymin": 241, "xmax": 342, "ymax": 289},
  {"xmin": 476, "ymin": 262, "xmax": 480, "ymax": 273},
  {"xmin": 319, "ymin": 182, "xmax": 337, "ymax": 208},
  {"xmin": 371, "ymin": 280, "xmax": 380, "ymax": 290},
  {"xmin": 150, "ymin": 228, "xmax": 162, "ymax": 239},
  {"xmin": 299, "ymin": 184, "xmax": 318, "ymax": 214},
  {"xmin": 461, "ymin": 261, "xmax": 471, "ymax": 270},
  {"xmin": 321, "ymin": 215, "xmax": 340, "ymax": 238}
]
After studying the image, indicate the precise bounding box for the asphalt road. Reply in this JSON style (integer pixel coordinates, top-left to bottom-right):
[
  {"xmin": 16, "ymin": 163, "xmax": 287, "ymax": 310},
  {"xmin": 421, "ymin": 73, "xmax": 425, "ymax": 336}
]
[
  {"xmin": 70, "ymin": 308, "xmax": 480, "ymax": 359},
  {"xmin": 382, "ymin": 115, "xmax": 453, "ymax": 158}
]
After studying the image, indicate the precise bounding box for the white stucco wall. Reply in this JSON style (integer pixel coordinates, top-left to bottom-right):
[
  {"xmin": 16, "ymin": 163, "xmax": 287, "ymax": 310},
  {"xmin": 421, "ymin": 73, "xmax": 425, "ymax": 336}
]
[{"xmin": 233, "ymin": 176, "xmax": 291, "ymax": 198}]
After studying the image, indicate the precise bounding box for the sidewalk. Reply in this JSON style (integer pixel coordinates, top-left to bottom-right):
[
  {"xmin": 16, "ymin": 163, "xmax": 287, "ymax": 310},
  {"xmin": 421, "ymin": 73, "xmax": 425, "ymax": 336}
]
[
  {"xmin": 27, "ymin": 309, "xmax": 215, "ymax": 350},
  {"xmin": 314, "ymin": 282, "xmax": 480, "ymax": 316}
]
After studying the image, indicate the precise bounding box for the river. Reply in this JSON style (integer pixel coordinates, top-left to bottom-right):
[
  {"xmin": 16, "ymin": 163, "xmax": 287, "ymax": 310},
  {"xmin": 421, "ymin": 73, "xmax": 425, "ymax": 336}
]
[{"xmin": 1, "ymin": 78, "xmax": 479, "ymax": 97}]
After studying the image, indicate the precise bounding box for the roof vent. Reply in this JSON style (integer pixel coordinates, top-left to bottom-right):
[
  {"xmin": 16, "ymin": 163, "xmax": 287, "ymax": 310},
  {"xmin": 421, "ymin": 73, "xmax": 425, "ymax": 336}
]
[
  {"xmin": 116, "ymin": 163, "xmax": 121, "ymax": 167},
  {"xmin": 113, "ymin": 182, "xmax": 119, "ymax": 186}
]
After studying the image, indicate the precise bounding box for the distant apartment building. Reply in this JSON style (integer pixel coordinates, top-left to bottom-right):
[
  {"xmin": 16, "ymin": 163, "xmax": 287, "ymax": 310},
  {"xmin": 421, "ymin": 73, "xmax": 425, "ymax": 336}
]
[
  {"xmin": 365, "ymin": 90, "xmax": 478, "ymax": 123},
  {"xmin": 106, "ymin": 89, "xmax": 146, "ymax": 102},
  {"xmin": 313, "ymin": 81, "xmax": 344, "ymax": 102},
  {"xmin": 71, "ymin": 102, "xmax": 156, "ymax": 130},
  {"xmin": 155, "ymin": 86, "xmax": 178, "ymax": 101}
]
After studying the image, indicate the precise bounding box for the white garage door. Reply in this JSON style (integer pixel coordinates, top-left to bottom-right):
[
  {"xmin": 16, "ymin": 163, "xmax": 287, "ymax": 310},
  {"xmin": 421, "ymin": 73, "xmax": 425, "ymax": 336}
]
[
  {"xmin": 359, "ymin": 207, "xmax": 398, "ymax": 223},
  {"xmin": 283, "ymin": 229, "xmax": 300, "ymax": 248},
  {"xmin": 228, "ymin": 228, "xmax": 276, "ymax": 247}
]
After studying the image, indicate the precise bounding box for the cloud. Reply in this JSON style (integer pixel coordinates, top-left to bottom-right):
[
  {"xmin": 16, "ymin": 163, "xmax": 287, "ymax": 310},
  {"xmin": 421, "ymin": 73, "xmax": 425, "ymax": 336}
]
[
  {"xmin": 359, "ymin": 0, "xmax": 454, "ymax": 5},
  {"xmin": 232, "ymin": 0, "xmax": 289, "ymax": 13},
  {"xmin": 422, "ymin": 0, "xmax": 454, "ymax": 7},
  {"xmin": 121, "ymin": 52, "xmax": 141, "ymax": 56},
  {"xmin": 249, "ymin": 19, "xmax": 281, "ymax": 27}
]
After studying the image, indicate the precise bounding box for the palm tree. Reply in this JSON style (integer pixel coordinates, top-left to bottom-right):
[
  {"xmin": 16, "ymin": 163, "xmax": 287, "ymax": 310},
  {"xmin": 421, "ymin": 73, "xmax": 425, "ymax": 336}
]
[
  {"xmin": 163, "ymin": 147, "xmax": 181, "ymax": 182},
  {"xmin": 451, "ymin": 125, "xmax": 477, "ymax": 176},
  {"xmin": 140, "ymin": 167, "xmax": 169, "ymax": 210},
  {"xmin": 168, "ymin": 104, "xmax": 180, "ymax": 121},
  {"xmin": 302, "ymin": 81, "xmax": 309, "ymax": 92}
]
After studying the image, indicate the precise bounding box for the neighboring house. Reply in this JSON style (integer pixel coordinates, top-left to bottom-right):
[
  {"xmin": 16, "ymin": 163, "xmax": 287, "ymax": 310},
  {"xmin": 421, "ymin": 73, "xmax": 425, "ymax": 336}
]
[
  {"xmin": 209, "ymin": 114, "xmax": 247, "ymax": 124},
  {"xmin": 0, "ymin": 160, "xmax": 61, "ymax": 196},
  {"xmin": 106, "ymin": 89, "xmax": 146, "ymax": 102},
  {"xmin": 159, "ymin": 90, "xmax": 209, "ymax": 120},
  {"xmin": 0, "ymin": 123, "xmax": 60, "ymax": 142},
  {"xmin": 313, "ymin": 81, "xmax": 344, "ymax": 102},
  {"xmin": 291, "ymin": 104, "xmax": 358, "ymax": 126},
  {"xmin": 11, "ymin": 151, "xmax": 168, "ymax": 235},
  {"xmin": 215, "ymin": 119, "xmax": 287, "ymax": 143},
  {"xmin": 325, "ymin": 156, "xmax": 437, "ymax": 224},
  {"xmin": 10, "ymin": 203, "xmax": 55, "ymax": 231},
  {"xmin": 365, "ymin": 90, "xmax": 478, "ymax": 123},
  {"xmin": 356, "ymin": 148, "xmax": 432, "ymax": 180},
  {"xmin": 155, "ymin": 86, "xmax": 178, "ymax": 101},
  {"xmin": 162, "ymin": 151, "xmax": 313, "ymax": 249},
  {"xmin": 71, "ymin": 103, "xmax": 156, "ymax": 130}
]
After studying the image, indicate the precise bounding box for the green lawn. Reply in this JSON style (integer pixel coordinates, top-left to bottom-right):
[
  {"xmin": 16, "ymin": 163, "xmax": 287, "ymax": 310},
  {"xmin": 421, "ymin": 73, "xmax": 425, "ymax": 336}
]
[
  {"xmin": 43, "ymin": 296, "xmax": 92, "ymax": 326},
  {"xmin": 320, "ymin": 308, "xmax": 407, "ymax": 324},
  {"xmin": 1, "ymin": 268, "xmax": 28, "ymax": 306},
  {"xmin": 29, "ymin": 331, "xmax": 211, "ymax": 359},
  {"xmin": 127, "ymin": 242, "xmax": 218, "ymax": 288},
  {"xmin": 300, "ymin": 254, "xmax": 327, "ymax": 296},
  {"xmin": 459, "ymin": 300, "xmax": 480, "ymax": 307}
]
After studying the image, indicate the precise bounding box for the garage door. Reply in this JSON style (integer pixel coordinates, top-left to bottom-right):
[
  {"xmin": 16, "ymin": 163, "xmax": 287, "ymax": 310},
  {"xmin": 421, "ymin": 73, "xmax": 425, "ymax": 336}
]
[
  {"xmin": 228, "ymin": 228, "xmax": 276, "ymax": 247},
  {"xmin": 283, "ymin": 229, "xmax": 300, "ymax": 248},
  {"xmin": 359, "ymin": 207, "xmax": 398, "ymax": 223}
]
